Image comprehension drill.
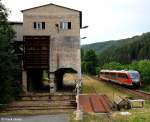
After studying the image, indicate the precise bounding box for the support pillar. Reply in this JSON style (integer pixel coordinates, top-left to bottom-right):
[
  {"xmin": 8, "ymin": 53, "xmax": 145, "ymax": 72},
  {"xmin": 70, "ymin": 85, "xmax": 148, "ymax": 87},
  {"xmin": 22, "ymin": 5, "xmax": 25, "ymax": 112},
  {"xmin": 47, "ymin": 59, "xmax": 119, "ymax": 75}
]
[
  {"xmin": 22, "ymin": 70, "xmax": 27, "ymax": 92},
  {"xmin": 49, "ymin": 73, "xmax": 56, "ymax": 93}
]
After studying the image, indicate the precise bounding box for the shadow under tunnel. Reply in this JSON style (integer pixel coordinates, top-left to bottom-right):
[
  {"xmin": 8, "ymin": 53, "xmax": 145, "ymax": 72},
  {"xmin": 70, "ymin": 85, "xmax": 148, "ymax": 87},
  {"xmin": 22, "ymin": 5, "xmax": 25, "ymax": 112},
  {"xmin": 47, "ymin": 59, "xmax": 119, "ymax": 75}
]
[
  {"xmin": 55, "ymin": 68, "xmax": 78, "ymax": 91},
  {"xmin": 27, "ymin": 69, "xmax": 49, "ymax": 92},
  {"xmin": 26, "ymin": 68, "xmax": 78, "ymax": 92}
]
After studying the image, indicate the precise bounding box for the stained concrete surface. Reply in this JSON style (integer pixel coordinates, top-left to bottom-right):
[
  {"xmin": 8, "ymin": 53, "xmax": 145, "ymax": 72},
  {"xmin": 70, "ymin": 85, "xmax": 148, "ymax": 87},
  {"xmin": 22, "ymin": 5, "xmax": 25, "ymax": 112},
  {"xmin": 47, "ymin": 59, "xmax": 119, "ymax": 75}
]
[{"xmin": 0, "ymin": 114, "xmax": 69, "ymax": 122}]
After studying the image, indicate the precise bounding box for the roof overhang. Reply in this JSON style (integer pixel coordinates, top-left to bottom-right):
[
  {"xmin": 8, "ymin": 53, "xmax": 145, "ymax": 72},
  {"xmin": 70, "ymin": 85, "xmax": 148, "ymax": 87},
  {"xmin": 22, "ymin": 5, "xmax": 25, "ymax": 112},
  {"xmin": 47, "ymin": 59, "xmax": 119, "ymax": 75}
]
[{"xmin": 9, "ymin": 21, "xmax": 23, "ymax": 25}]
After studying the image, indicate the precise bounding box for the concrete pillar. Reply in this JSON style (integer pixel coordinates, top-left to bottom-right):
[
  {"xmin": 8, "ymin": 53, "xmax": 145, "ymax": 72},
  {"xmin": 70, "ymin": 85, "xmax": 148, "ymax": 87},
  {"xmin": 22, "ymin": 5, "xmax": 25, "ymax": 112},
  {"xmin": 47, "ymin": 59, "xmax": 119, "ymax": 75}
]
[
  {"xmin": 22, "ymin": 70, "xmax": 27, "ymax": 92},
  {"xmin": 78, "ymin": 49, "xmax": 82, "ymax": 80},
  {"xmin": 75, "ymin": 47, "xmax": 82, "ymax": 82},
  {"xmin": 49, "ymin": 73, "xmax": 56, "ymax": 93}
]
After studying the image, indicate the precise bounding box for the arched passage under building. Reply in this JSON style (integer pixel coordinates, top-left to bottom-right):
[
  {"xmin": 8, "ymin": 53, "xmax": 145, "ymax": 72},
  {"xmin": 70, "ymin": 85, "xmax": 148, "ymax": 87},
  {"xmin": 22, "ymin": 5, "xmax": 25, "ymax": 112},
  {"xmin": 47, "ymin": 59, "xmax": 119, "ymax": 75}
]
[{"xmin": 54, "ymin": 68, "xmax": 78, "ymax": 91}]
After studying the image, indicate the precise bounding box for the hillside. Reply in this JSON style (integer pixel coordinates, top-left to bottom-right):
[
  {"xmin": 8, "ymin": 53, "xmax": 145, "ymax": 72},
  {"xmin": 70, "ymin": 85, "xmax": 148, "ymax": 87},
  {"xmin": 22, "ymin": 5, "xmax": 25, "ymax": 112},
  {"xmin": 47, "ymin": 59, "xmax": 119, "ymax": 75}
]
[
  {"xmin": 82, "ymin": 35, "xmax": 141, "ymax": 54},
  {"xmin": 82, "ymin": 32, "xmax": 150, "ymax": 65},
  {"xmin": 82, "ymin": 41, "xmax": 115, "ymax": 54}
]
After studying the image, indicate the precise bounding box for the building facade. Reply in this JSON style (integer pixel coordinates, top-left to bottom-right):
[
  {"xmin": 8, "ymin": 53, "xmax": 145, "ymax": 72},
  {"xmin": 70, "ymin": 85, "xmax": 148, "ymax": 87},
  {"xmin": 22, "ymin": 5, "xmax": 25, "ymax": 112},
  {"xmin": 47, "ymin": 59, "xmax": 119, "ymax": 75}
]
[{"xmin": 21, "ymin": 3, "xmax": 82, "ymax": 92}]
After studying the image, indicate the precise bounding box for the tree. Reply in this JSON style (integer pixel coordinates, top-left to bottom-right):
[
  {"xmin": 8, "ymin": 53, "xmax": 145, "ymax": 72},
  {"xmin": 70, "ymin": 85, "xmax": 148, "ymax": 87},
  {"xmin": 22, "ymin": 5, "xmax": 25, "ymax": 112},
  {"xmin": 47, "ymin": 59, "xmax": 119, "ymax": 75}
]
[
  {"xmin": 138, "ymin": 60, "xmax": 150, "ymax": 85},
  {"xmin": 83, "ymin": 49, "xmax": 98, "ymax": 75},
  {"xmin": 81, "ymin": 48, "xmax": 85, "ymax": 61},
  {"xmin": 102, "ymin": 62, "xmax": 124, "ymax": 70},
  {"xmin": 0, "ymin": 0, "xmax": 21, "ymax": 104}
]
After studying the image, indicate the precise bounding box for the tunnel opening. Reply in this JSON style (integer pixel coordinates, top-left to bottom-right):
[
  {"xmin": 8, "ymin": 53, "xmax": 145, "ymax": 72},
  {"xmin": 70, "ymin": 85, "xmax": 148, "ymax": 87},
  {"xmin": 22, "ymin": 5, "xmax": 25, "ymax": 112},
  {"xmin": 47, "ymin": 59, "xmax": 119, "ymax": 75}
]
[
  {"xmin": 27, "ymin": 69, "xmax": 49, "ymax": 92},
  {"xmin": 55, "ymin": 68, "xmax": 78, "ymax": 91}
]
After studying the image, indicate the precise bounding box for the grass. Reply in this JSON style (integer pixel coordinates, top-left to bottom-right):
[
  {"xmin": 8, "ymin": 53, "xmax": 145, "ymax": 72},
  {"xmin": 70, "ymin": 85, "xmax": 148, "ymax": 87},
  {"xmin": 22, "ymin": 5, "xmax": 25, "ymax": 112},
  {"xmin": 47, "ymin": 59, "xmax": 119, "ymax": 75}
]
[
  {"xmin": 70, "ymin": 112, "xmax": 111, "ymax": 122},
  {"xmin": 112, "ymin": 112, "xmax": 150, "ymax": 122},
  {"xmin": 70, "ymin": 111, "xmax": 150, "ymax": 122},
  {"xmin": 112, "ymin": 102, "xmax": 150, "ymax": 122},
  {"xmin": 141, "ymin": 85, "xmax": 150, "ymax": 92},
  {"xmin": 81, "ymin": 75, "xmax": 133, "ymax": 100},
  {"xmin": 63, "ymin": 73, "xmax": 77, "ymax": 86}
]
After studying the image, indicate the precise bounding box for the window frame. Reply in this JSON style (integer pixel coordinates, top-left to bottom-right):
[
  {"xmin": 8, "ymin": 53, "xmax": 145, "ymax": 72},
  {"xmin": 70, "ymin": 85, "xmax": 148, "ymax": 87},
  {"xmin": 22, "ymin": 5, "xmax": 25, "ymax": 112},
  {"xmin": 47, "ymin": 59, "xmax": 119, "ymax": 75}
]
[
  {"xmin": 33, "ymin": 22, "xmax": 45, "ymax": 30},
  {"xmin": 60, "ymin": 21, "xmax": 72, "ymax": 30}
]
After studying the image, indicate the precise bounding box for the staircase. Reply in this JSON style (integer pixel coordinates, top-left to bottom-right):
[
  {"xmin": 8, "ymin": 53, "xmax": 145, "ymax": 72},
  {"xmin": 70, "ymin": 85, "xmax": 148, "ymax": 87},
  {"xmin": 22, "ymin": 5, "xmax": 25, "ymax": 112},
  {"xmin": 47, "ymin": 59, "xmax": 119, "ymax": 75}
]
[{"xmin": 1, "ymin": 92, "xmax": 76, "ymax": 115}]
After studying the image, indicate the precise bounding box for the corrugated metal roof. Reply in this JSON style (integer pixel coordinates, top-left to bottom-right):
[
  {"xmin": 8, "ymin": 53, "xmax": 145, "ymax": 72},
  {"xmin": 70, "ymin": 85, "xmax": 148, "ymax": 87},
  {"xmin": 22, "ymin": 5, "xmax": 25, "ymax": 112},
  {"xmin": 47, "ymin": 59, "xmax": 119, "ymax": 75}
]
[{"xmin": 79, "ymin": 94, "xmax": 112, "ymax": 113}]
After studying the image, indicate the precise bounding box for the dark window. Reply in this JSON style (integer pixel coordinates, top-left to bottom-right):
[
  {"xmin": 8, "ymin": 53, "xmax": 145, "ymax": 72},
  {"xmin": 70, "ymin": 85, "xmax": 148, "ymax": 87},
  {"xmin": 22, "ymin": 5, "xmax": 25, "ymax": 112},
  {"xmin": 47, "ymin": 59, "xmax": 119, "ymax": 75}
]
[
  {"xmin": 101, "ymin": 72, "xmax": 104, "ymax": 75},
  {"xmin": 42, "ymin": 22, "xmax": 45, "ymax": 29},
  {"xmin": 33, "ymin": 22, "xmax": 36, "ymax": 29},
  {"xmin": 118, "ymin": 74, "xmax": 128, "ymax": 79},
  {"xmin": 33, "ymin": 22, "xmax": 45, "ymax": 30},
  {"xmin": 111, "ymin": 73, "xmax": 116, "ymax": 78},
  {"xmin": 105, "ymin": 72, "xmax": 109, "ymax": 75},
  {"xmin": 68, "ymin": 22, "xmax": 71, "ymax": 29}
]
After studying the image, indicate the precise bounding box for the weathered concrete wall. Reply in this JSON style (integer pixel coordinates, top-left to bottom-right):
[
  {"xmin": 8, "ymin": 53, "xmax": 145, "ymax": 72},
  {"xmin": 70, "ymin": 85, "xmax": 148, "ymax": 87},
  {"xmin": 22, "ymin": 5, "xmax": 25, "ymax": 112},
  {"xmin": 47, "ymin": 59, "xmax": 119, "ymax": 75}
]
[
  {"xmin": 49, "ymin": 36, "xmax": 81, "ymax": 75},
  {"xmin": 23, "ymin": 4, "xmax": 80, "ymax": 37},
  {"xmin": 11, "ymin": 23, "xmax": 23, "ymax": 41},
  {"xmin": 23, "ymin": 15, "xmax": 80, "ymax": 37},
  {"xmin": 23, "ymin": 4, "xmax": 81, "ymax": 73},
  {"xmin": 22, "ymin": 4, "xmax": 81, "ymax": 91}
]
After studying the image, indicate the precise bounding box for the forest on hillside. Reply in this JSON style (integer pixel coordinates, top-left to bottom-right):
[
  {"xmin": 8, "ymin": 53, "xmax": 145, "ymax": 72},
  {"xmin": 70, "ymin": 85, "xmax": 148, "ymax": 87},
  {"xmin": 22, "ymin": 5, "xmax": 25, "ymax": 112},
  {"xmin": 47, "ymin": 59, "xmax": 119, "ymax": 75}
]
[{"xmin": 82, "ymin": 32, "xmax": 150, "ymax": 65}]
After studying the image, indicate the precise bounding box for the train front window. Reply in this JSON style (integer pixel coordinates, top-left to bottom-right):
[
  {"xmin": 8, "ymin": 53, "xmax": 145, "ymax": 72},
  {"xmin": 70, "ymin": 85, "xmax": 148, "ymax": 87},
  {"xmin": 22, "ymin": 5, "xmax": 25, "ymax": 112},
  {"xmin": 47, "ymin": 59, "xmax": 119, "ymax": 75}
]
[{"xmin": 129, "ymin": 73, "xmax": 139, "ymax": 80}]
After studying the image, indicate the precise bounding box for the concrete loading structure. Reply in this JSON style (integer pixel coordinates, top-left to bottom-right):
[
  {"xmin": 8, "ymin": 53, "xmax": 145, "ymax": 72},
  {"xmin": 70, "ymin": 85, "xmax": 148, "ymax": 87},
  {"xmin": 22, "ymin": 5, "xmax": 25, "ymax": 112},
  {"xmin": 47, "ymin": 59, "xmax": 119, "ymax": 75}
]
[{"xmin": 11, "ymin": 3, "xmax": 82, "ymax": 92}]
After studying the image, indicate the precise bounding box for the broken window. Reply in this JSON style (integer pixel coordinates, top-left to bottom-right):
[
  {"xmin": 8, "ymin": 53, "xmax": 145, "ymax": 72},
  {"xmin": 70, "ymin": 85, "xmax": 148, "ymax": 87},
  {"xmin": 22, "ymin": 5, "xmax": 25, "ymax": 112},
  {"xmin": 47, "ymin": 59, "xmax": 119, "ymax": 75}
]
[
  {"xmin": 60, "ymin": 21, "xmax": 71, "ymax": 30},
  {"xmin": 33, "ymin": 22, "xmax": 45, "ymax": 30}
]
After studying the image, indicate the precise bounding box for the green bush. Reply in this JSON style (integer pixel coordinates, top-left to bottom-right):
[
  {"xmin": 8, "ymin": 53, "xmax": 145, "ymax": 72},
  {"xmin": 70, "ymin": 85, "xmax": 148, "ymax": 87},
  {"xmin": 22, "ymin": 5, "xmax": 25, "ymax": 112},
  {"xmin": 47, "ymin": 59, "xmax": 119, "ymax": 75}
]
[{"xmin": 81, "ymin": 49, "xmax": 98, "ymax": 75}]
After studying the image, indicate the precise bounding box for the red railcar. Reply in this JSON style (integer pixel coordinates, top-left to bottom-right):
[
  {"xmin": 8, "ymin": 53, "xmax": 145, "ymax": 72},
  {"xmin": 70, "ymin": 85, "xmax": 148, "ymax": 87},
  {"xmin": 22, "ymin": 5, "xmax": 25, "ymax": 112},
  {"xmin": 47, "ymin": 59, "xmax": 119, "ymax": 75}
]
[{"xmin": 99, "ymin": 70, "xmax": 141, "ymax": 88}]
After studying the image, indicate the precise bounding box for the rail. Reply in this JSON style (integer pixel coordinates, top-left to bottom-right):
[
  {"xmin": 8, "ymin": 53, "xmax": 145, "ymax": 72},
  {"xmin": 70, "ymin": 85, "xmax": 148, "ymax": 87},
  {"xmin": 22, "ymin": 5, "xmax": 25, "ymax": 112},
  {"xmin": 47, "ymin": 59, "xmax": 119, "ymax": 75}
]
[{"xmin": 91, "ymin": 75, "xmax": 150, "ymax": 101}]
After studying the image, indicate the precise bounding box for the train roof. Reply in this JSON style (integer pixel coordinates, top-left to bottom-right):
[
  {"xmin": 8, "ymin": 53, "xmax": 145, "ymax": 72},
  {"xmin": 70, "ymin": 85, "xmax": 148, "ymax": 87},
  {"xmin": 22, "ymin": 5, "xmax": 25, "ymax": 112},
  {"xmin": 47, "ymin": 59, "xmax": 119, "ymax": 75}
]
[{"xmin": 100, "ymin": 69, "xmax": 139, "ymax": 74}]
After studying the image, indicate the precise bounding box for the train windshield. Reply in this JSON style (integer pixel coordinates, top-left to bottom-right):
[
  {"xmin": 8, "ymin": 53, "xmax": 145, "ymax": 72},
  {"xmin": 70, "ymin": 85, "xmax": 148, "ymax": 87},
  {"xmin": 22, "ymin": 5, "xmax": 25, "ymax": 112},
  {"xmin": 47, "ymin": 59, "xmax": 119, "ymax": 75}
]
[{"xmin": 129, "ymin": 72, "xmax": 139, "ymax": 80}]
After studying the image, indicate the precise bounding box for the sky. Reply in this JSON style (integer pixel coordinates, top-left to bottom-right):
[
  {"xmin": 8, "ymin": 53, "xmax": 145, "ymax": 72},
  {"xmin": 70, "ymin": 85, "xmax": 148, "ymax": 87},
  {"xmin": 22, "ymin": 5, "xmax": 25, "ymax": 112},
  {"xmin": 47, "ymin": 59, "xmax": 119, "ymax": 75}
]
[{"xmin": 2, "ymin": 0, "xmax": 150, "ymax": 44}]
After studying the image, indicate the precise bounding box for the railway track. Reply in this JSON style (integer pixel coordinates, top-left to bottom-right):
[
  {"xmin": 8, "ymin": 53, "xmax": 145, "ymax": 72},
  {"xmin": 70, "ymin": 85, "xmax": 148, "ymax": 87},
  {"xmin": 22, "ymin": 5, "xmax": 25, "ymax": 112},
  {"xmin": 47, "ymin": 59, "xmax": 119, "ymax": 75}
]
[
  {"xmin": 91, "ymin": 76, "xmax": 150, "ymax": 101},
  {"xmin": 133, "ymin": 90, "xmax": 150, "ymax": 100}
]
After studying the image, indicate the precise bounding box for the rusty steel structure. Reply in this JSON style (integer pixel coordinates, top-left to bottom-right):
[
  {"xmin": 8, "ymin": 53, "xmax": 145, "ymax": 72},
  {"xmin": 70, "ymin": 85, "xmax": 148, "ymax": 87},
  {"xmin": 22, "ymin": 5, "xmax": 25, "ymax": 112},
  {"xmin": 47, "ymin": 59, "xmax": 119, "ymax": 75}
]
[{"xmin": 24, "ymin": 36, "xmax": 50, "ymax": 69}]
